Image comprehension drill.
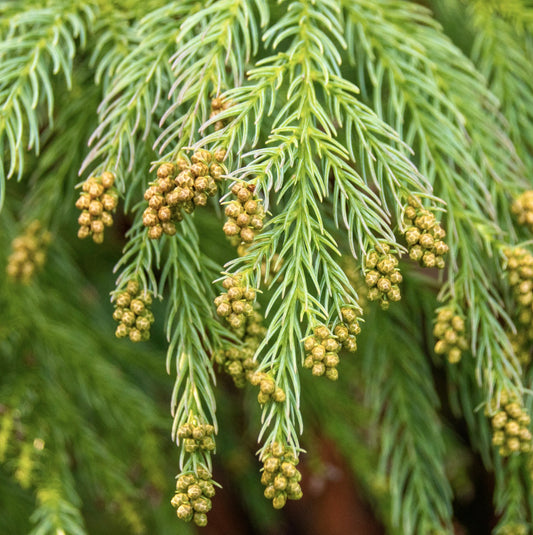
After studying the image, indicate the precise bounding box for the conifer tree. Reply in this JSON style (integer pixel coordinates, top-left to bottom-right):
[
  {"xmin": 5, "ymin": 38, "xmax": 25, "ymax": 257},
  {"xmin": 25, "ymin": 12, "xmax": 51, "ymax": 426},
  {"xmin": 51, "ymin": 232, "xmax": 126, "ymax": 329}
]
[{"xmin": 1, "ymin": 1, "xmax": 533, "ymax": 533}]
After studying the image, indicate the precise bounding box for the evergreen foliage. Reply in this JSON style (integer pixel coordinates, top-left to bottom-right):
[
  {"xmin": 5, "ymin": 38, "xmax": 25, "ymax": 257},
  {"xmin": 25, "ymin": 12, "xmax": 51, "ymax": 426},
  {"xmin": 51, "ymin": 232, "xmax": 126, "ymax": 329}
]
[{"xmin": 1, "ymin": 0, "xmax": 533, "ymax": 533}]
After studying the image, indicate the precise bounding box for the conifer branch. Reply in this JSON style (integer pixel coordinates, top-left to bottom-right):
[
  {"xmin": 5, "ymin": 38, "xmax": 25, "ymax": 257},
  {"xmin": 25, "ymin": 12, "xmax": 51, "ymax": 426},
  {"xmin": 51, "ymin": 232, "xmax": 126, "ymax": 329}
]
[
  {"xmin": 0, "ymin": 1, "xmax": 95, "ymax": 205},
  {"xmin": 222, "ymin": 0, "xmax": 353, "ymax": 456},
  {"xmin": 22, "ymin": 75, "xmax": 100, "ymax": 229},
  {"xmin": 361, "ymin": 293, "xmax": 454, "ymax": 534},
  {"xmin": 89, "ymin": 3, "xmax": 138, "ymax": 87},
  {"xmin": 343, "ymin": 0, "xmax": 524, "ymax": 397},
  {"xmin": 204, "ymin": 3, "xmax": 431, "ymax": 259},
  {"xmin": 467, "ymin": 0, "xmax": 533, "ymax": 175},
  {"xmin": 113, "ymin": 203, "xmax": 230, "ymax": 441},
  {"xmin": 81, "ymin": 2, "xmax": 193, "ymax": 187},
  {"xmin": 156, "ymin": 0, "xmax": 266, "ymax": 157},
  {"xmin": 212, "ymin": 0, "xmax": 439, "ymax": 465},
  {"xmin": 113, "ymin": 213, "xmax": 162, "ymax": 296},
  {"xmin": 447, "ymin": 357, "xmax": 494, "ymax": 467},
  {"xmin": 164, "ymin": 218, "xmax": 229, "ymax": 466},
  {"xmin": 0, "ymin": 208, "xmax": 163, "ymax": 534},
  {"xmin": 30, "ymin": 474, "xmax": 86, "ymax": 535},
  {"xmin": 492, "ymin": 455, "xmax": 530, "ymax": 534}
]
